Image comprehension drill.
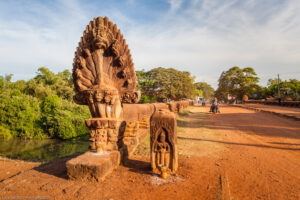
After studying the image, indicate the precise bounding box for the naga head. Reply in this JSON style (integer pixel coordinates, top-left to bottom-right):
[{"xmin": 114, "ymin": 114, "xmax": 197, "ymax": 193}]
[
  {"xmin": 92, "ymin": 29, "xmax": 109, "ymax": 50},
  {"xmin": 94, "ymin": 90, "xmax": 104, "ymax": 102}
]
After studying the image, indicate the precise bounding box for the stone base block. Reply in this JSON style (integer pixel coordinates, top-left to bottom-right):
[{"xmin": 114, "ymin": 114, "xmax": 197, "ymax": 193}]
[{"xmin": 66, "ymin": 151, "xmax": 120, "ymax": 182}]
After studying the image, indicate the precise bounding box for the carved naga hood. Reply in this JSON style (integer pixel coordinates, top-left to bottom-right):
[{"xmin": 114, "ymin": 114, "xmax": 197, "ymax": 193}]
[{"xmin": 72, "ymin": 16, "xmax": 140, "ymax": 105}]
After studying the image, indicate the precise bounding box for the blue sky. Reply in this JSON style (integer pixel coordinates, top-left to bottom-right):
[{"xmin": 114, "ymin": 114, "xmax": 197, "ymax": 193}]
[{"xmin": 0, "ymin": 0, "xmax": 299, "ymax": 88}]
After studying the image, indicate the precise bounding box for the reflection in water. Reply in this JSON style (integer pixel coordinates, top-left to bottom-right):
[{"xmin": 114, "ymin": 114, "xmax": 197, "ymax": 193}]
[{"xmin": 0, "ymin": 139, "xmax": 89, "ymax": 162}]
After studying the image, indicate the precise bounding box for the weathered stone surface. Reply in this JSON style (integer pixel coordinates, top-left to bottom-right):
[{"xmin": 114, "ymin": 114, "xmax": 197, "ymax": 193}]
[
  {"xmin": 139, "ymin": 118, "xmax": 150, "ymax": 129},
  {"xmin": 69, "ymin": 16, "xmax": 188, "ymax": 181},
  {"xmin": 85, "ymin": 118, "xmax": 122, "ymax": 151},
  {"xmin": 122, "ymin": 104, "xmax": 155, "ymax": 122},
  {"xmin": 66, "ymin": 151, "xmax": 120, "ymax": 182},
  {"xmin": 72, "ymin": 16, "xmax": 141, "ymax": 154},
  {"xmin": 72, "ymin": 16, "xmax": 140, "ymax": 106},
  {"xmin": 150, "ymin": 109, "xmax": 178, "ymax": 174}
]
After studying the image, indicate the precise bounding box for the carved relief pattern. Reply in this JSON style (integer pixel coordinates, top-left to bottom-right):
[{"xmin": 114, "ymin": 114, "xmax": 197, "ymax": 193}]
[
  {"xmin": 72, "ymin": 17, "xmax": 142, "ymax": 151},
  {"xmin": 150, "ymin": 109, "xmax": 178, "ymax": 174},
  {"xmin": 86, "ymin": 119, "xmax": 121, "ymax": 151},
  {"xmin": 72, "ymin": 16, "xmax": 140, "ymax": 105},
  {"xmin": 139, "ymin": 118, "xmax": 150, "ymax": 129}
]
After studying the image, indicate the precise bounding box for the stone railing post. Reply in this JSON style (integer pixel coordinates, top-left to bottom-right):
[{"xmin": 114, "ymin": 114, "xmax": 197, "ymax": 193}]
[{"xmin": 150, "ymin": 108, "xmax": 178, "ymax": 174}]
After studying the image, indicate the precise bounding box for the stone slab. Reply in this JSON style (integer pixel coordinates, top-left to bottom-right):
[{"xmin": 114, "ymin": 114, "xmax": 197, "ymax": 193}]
[{"xmin": 66, "ymin": 151, "xmax": 120, "ymax": 182}]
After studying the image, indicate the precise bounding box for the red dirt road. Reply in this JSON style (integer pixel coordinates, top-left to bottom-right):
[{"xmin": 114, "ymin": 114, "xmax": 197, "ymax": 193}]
[{"xmin": 0, "ymin": 105, "xmax": 299, "ymax": 200}]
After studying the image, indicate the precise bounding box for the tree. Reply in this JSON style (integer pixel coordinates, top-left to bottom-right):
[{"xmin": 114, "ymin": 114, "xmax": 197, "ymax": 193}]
[
  {"xmin": 24, "ymin": 67, "xmax": 74, "ymax": 100},
  {"xmin": 215, "ymin": 66, "xmax": 259, "ymax": 102},
  {"xmin": 0, "ymin": 74, "xmax": 13, "ymax": 90},
  {"xmin": 137, "ymin": 67, "xmax": 195, "ymax": 102},
  {"xmin": 194, "ymin": 82, "xmax": 214, "ymax": 99},
  {"xmin": 136, "ymin": 70, "xmax": 156, "ymax": 103},
  {"xmin": 266, "ymin": 78, "xmax": 300, "ymax": 100}
]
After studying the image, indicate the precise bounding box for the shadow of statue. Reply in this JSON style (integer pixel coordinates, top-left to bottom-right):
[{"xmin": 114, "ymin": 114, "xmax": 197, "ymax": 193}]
[{"xmin": 33, "ymin": 152, "xmax": 85, "ymax": 180}]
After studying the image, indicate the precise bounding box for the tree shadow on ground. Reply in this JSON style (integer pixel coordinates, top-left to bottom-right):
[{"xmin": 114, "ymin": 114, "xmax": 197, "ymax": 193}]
[{"xmin": 178, "ymin": 137, "xmax": 300, "ymax": 151}]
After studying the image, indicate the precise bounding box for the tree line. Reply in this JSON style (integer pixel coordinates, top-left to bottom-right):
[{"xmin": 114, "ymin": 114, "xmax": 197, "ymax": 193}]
[
  {"xmin": 215, "ymin": 66, "xmax": 300, "ymax": 102},
  {"xmin": 0, "ymin": 67, "xmax": 215, "ymax": 140}
]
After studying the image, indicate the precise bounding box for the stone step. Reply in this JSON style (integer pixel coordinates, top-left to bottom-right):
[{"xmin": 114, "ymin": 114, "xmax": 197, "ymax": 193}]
[{"xmin": 66, "ymin": 151, "xmax": 120, "ymax": 182}]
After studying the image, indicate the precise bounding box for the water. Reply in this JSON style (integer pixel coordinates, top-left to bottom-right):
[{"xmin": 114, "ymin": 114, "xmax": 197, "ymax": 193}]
[{"xmin": 0, "ymin": 138, "xmax": 89, "ymax": 162}]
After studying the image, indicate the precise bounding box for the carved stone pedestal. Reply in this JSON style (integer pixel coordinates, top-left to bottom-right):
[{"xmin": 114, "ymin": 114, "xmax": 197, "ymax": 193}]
[
  {"xmin": 85, "ymin": 118, "xmax": 122, "ymax": 151},
  {"xmin": 66, "ymin": 151, "xmax": 120, "ymax": 182}
]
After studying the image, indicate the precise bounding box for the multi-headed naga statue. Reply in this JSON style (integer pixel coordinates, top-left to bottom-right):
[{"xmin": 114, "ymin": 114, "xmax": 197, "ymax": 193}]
[
  {"xmin": 70, "ymin": 17, "xmax": 179, "ymax": 180},
  {"xmin": 72, "ymin": 16, "xmax": 141, "ymax": 152}
]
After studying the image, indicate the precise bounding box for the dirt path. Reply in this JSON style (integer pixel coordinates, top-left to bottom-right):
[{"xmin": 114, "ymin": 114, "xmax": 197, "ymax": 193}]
[
  {"xmin": 0, "ymin": 105, "xmax": 299, "ymax": 200},
  {"xmin": 208, "ymin": 105, "xmax": 300, "ymax": 200}
]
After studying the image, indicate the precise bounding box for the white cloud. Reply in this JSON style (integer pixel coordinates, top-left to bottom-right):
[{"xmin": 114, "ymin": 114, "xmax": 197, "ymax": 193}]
[
  {"xmin": 167, "ymin": 0, "xmax": 184, "ymax": 12},
  {"xmin": 127, "ymin": 0, "xmax": 300, "ymax": 87}
]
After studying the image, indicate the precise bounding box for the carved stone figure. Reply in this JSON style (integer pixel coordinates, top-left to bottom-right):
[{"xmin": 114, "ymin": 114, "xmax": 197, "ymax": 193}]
[
  {"xmin": 151, "ymin": 109, "xmax": 178, "ymax": 174},
  {"xmin": 154, "ymin": 130, "xmax": 171, "ymax": 168}
]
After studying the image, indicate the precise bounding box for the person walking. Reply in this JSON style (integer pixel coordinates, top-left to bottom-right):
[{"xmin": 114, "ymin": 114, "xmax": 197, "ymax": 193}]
[{"xmin": 202, "ymin": 98, "xmax": 206, "ymax": 106}]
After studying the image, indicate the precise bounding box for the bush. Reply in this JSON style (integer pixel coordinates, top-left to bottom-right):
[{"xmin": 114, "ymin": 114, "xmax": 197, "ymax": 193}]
[
  {"xmin": 0, "ymin": 89, "xmax": 45, "ymax": 138},
  {"xmin": 40, "ymin": 96, "xmax": 90, "ymax": 139},
  {"xmin": 0, "ymin": 126, "xmax": 12, "ymax": 140}
]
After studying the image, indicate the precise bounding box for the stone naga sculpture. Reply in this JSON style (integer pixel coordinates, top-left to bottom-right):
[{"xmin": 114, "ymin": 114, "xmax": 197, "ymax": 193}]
[
  {"xmin": 72, "ymin": 16, "xmax": 179, "ymax": 175},
  {"xmin": 72, "ymin": 16, "xmax": 141, "ymax": 152}
]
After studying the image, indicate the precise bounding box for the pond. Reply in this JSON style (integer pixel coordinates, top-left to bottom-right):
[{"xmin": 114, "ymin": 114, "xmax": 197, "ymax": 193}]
[{"xmin": 0, "ymin": 138, "xmax": 89, "ymax": 162}]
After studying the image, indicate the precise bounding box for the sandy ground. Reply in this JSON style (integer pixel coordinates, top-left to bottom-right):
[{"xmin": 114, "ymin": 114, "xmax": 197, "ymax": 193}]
[{"xmin": 0, "ymin": 105, "xmax": 299, "ymax": 200}]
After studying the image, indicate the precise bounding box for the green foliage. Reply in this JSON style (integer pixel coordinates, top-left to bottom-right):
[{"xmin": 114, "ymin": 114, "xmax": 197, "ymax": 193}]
[
  {"xmin": 251, "ymin": 85, "xmax": 267, "ymax": 100},
  {"xmin": 0, "ymin": 67, "xmax": 90, "ymax": 140},
  {"xmin": 194, "ymin": 82, "xmax": 214, "ymax": 99},
  {"xmin": 40, "ymin": 96, "xmax": 90, "ymax": 140},
  {"xmin": 194, "ymin": 89, "xmax": 203, "ymax": 98},
  {"xmin": 0, "ymin": 74, "xmax": 13, "ymax": 91},
  {"xmin": 139, "ymin": 95, "xmax": 152, "ymax": 103},
  {"xmin": 24, "ymin": 67, "xmax": 74, "ymax": 100},
  {"xmin": 136, "ymin": 67, "xmax": 195, "ymax": 101},
  {"xmin": 0, "ymin": 76, "xmax": 4, "ymax": 91},
  {"xmin": 0, "ymin": 126, "xmax": 12, "ymax": 140},
  {"xmin": 0, "ymin": 89, "xmax": 44, "ymax": 138},
  {"xmin": 215, "ymin": 66, "xmax": 259, "ymax": 101},
  {"xmin": 136, "ymin": 70, "xmax": 157, "ymax": 103},
  {"xmin": 266, "ymin": 78, "xmax": 300, "ymax": 100}
]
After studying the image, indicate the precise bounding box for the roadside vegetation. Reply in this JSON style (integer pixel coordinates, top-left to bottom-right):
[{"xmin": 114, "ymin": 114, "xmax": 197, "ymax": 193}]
[
  {"xmin": 0, "ymin": 67, "xmax": 91, "ymax": 140},
  {"xmin": 1, "ymin": 66, "xmax": 298, "ymax": 140},
  {"xmin": 215, "ymin": 66, "xmax": 300, "ymax": 102},
  {"xmin": 1, "ymin": 67, "xmax": 214, "ymax": 140}
]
